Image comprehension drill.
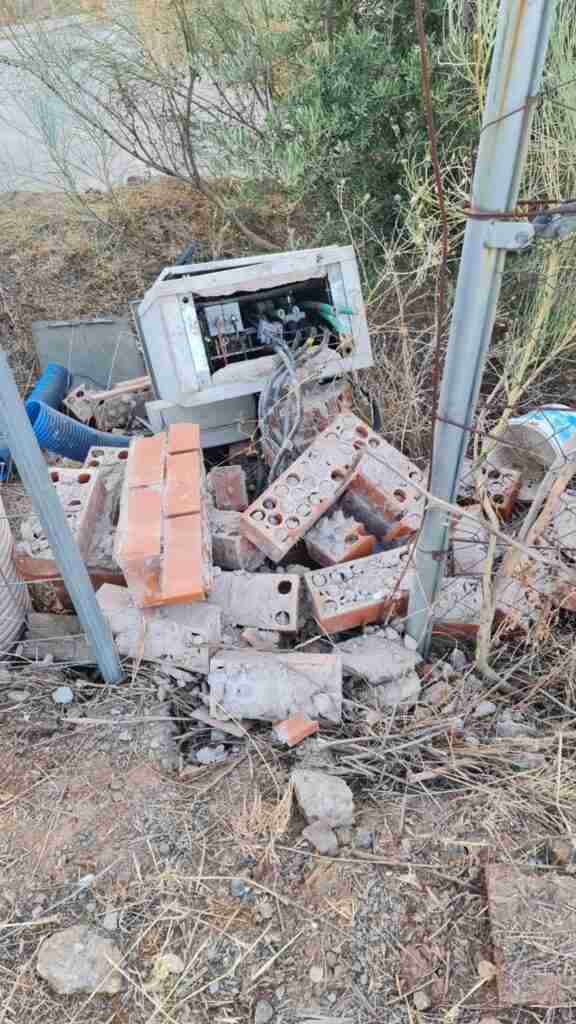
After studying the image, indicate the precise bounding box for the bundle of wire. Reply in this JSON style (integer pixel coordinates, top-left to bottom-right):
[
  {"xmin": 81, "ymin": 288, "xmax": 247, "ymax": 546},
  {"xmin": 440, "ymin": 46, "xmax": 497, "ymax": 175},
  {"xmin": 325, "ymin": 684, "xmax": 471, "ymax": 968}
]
[{"xmin": 258, "ymin": 328, "xmax": 337, "ymax": 483}]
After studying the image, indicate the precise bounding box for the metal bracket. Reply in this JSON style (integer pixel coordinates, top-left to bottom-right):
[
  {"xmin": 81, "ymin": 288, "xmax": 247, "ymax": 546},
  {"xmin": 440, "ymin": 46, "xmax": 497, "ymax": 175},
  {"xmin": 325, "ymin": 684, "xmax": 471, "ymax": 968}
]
[{"xmin": 484, "ymin": 220, "xmax": 534, "ymax": 251}]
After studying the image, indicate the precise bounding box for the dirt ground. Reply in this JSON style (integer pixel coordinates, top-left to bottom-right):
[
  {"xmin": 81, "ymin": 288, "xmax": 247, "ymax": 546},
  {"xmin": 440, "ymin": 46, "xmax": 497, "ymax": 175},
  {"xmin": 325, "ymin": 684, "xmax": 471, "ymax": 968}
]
[{"xmin": 1, "ymin": 181, "xmax": 576, "ymax": 1024}]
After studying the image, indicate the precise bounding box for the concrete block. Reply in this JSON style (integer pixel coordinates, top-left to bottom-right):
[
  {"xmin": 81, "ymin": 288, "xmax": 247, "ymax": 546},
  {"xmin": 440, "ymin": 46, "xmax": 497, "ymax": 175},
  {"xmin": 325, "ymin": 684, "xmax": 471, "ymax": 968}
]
[
  {"xmin": 337, "ymin": 628, "xmax": 422, "ymax": 685},
  {"xmin": 487, "ymin": 863, "xmax": 576, "ymax": 1006},
  {"xmin": 210, "ymin": 570, "xmax": 300, "ymax": 631},
  {"xmin": 209, "ymin": 651, "xmax": 342, "ymax": 722},
  {"xmin": 241, "ymin": 412, "xmax": 371, "ymax": 562},
  {"xmin": 209, "ymin": 465, "xmax": 249, "ymax": 511},
  {"xmin": 291, "ymin": 769, "xmax": 354, "ymax": 826},
  {"xmin": 342, "ymin": 426, "xmax": 425, "ymax": 537},
  {"xmin": 210, "ymin": 509, "xmax": 265, "ymax": 571},
  {"xmin": 305, "ymin": 507, "xmax": 376, "ymax": 567},
  {"xmin": 97, "ymin": 583, "xmax": 220, "ymax": 672},
  {"xmin": 305, "ymin": 547, "xmax": 413, "ymax": 633}
]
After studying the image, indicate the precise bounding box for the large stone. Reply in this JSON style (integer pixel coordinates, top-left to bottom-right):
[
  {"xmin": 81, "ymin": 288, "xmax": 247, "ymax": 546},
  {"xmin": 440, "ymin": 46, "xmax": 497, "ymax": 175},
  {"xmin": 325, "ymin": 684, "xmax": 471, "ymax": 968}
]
[
  {"xmin": 337, "ymin": 628, "xmax": 422, "ymax": 685},
  {"xmin": 37, "ymin": 925, "xmax": 122, "ymax": 995},
  {"xmin": 302, "ymin": 821, "xmax": 339, "ymax": 856},
  {"xmin": 292, "ymin": 769, "xmax": 354, "ymax": 827},
  {"xmin": 374, "ymin": 672, "xmax": 421, "ymax": 707},
  {"xmin": 209, "ymin": 651, "xmax": 342, "ymax": 722}
]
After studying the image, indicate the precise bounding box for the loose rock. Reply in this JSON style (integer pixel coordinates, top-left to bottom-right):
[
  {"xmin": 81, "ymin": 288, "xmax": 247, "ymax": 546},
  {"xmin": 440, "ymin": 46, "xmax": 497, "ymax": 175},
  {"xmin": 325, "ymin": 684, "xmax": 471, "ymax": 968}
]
[
  {"xmin": 302, "ymin": 821, "xmax": 339, "ymax": 856},
  {"xmin": 375, "ymin": 672, "xmax": 421, "ymax": 707},
  {"xmin": 473, "ymin": 700, "xmax": 497, "ymax": 719},
  {"xmin": 292, "ymin": 769, "xmax": 354, "ymax": 827},
  {"xmin": 355, "ymin": 828, "xmax": 374, "ymax": 850},
  {"xmin": 7, "ymin": 689, "xmax": 30, "ymax": 703},
  {"xmin": 254, "ymin": 998, "xmax": 275, "ymax": 1023},
  {"xmin": 51, "ymin": 685, "xmax": 74, "ymax": 706},
  {"xmin": 413, "ymin": 989, "xmax": 432, "ymax": 1010},
  {"xmin": 37, "ymin": 925, "xmax": 122, "ymax": 995},
  {"xmin": 309, "ymin": 964, "xmax": 324, "ymax": 984}
]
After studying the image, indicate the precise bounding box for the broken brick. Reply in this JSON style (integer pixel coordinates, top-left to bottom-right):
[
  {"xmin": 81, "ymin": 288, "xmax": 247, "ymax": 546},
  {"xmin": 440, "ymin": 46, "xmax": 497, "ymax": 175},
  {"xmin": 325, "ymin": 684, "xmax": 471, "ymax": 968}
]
[
  {"xmin": 241, "ymin": 412, "xmax": 372, "ymax": 563},
  {"xmin": 209, "ymin": 465, "xmax": 249, "ymax": 511},
  {"xmin": 63, "ymin": 384, "xmax": 97, "ymax": 423},
  {"xmin": 209, "ymin": 651, "xmax": 342, "ymax": 722},
  {"xmin": 210, "ymin": 570, "xmax": 300, "ymax": 632},
  {"xmin": 458, "ymin": 458, "xmax": 521, "ymax": 521},
  {"xmin": 487, "ymin": 862, "xmax": 576, "ymax": 1007},
  {"xmin": 305, "ymin": 507, "xmax": 376, "ymax": 567},
  {"xmin": 273, "ymin": 714, "xmax": 319, "ymax": 746},
  {"xmin": 46, "ymin": 467, "xmax": 107, "ymax": 561},
  {"xmin": 342, "ymin": 426, "xmax": 425, "ymax": 537},
  {"xmin": 210, "ymin": 509, "xmax": 265, "ymax": 571},
  {"xmin": 305, "ymin": 547, "xmax": 413, "ymax": 633}
]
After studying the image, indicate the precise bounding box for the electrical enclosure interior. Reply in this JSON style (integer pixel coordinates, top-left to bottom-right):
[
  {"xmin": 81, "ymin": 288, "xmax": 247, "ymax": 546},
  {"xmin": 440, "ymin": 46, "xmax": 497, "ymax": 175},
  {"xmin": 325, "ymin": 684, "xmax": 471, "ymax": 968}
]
[{"xmin": 136, "ymin": 246, "xmax": 373, "ymax": 415}]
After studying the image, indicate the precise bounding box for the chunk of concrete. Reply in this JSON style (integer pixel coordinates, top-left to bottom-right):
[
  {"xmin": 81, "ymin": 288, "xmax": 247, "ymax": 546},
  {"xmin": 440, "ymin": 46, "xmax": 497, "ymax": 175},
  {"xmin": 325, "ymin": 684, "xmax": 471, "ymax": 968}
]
[
  {"xmin": 292, "ymin": 769, "xmax": 354, "ymax": 827},
  {"xmin": 36, "ymin": 924, "xmax": 122, "ymax": 995},
  {"xmin": 374, "ymin": 672, "xmax": 421, "ymax": 707},
  {"xmin": 210, "ymin": 571, "xmax": 300, "ymax": 632},
  {"xmin": 302, "ymin": 821, "xmax": 339, "ymax": 856},
  {"xmin": 17, "ymin": 612, "xmax": 94, "ymax": 665},
  {"xmin": 209, "ymin": 651, "xmax": 342, "ymax": 722},
  {"xmin": 97, "ymin": 583, "xmax": 220, "ymax": 672},
  {"xmin": 337, "ymin": 628, "xmax": 422, "ymax": 685}
]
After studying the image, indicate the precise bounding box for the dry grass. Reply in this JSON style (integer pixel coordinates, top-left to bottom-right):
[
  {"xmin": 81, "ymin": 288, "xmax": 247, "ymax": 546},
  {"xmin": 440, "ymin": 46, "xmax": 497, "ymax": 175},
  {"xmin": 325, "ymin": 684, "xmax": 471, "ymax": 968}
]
[{"xmin": 0, "ymin": 178, "xmax": 294, "ymax": 393}]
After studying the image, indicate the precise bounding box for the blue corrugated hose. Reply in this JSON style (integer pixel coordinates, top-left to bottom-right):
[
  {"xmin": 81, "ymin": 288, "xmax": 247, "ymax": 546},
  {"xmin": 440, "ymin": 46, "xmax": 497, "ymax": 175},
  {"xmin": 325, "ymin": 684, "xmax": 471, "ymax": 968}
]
[
  {"xmin": 0, "ymin": 362, "xmax": 71, "ymax": 480},
  {"xmin": 0, "ymin": 362, "xmax": 130, "ymax": 479},
  {"xmin": 27, "ymin": 362, "xmax": 71, "ymax": 407},
  {"xmin": 26, "ymin": 401, "xmax": 130, "ymax": 464}
]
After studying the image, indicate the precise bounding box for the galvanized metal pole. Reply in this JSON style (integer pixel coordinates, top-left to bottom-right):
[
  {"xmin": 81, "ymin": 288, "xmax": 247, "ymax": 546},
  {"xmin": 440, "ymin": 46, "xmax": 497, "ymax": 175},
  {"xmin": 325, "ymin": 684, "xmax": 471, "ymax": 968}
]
[
  {"xmin": 0, "ymin": 349, "xmax": 123, "ymax": 684},
  {"xmin": 406, "ymin": 0, "xmax": 558, "ymax": 652}
]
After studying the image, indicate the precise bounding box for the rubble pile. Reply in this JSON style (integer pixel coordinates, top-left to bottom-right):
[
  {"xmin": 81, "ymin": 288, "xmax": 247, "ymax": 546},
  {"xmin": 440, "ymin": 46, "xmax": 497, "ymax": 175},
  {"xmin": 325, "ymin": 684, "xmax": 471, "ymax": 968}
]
[{"xmin": 12, "ymin": 399, "xmax": 576, "ymax": 742}]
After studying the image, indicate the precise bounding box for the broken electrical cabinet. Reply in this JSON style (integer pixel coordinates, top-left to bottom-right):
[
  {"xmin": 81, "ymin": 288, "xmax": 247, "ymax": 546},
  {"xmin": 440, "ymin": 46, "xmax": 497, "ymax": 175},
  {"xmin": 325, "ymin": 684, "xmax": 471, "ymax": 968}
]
[{"xmin": 135, "ymin": 246, "xmax": 373, "ymax": 445}]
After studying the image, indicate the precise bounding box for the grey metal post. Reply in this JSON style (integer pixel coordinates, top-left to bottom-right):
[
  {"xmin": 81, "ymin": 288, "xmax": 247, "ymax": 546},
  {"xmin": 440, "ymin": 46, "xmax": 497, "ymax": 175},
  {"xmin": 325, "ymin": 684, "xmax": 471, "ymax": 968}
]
[
  {"xmin": 406, "ymin": 0, "xmax": 557, "ymax": 653},
  {"xmin": 0, "ymin": 348, "xmax": 123, "ymax": 684}
]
